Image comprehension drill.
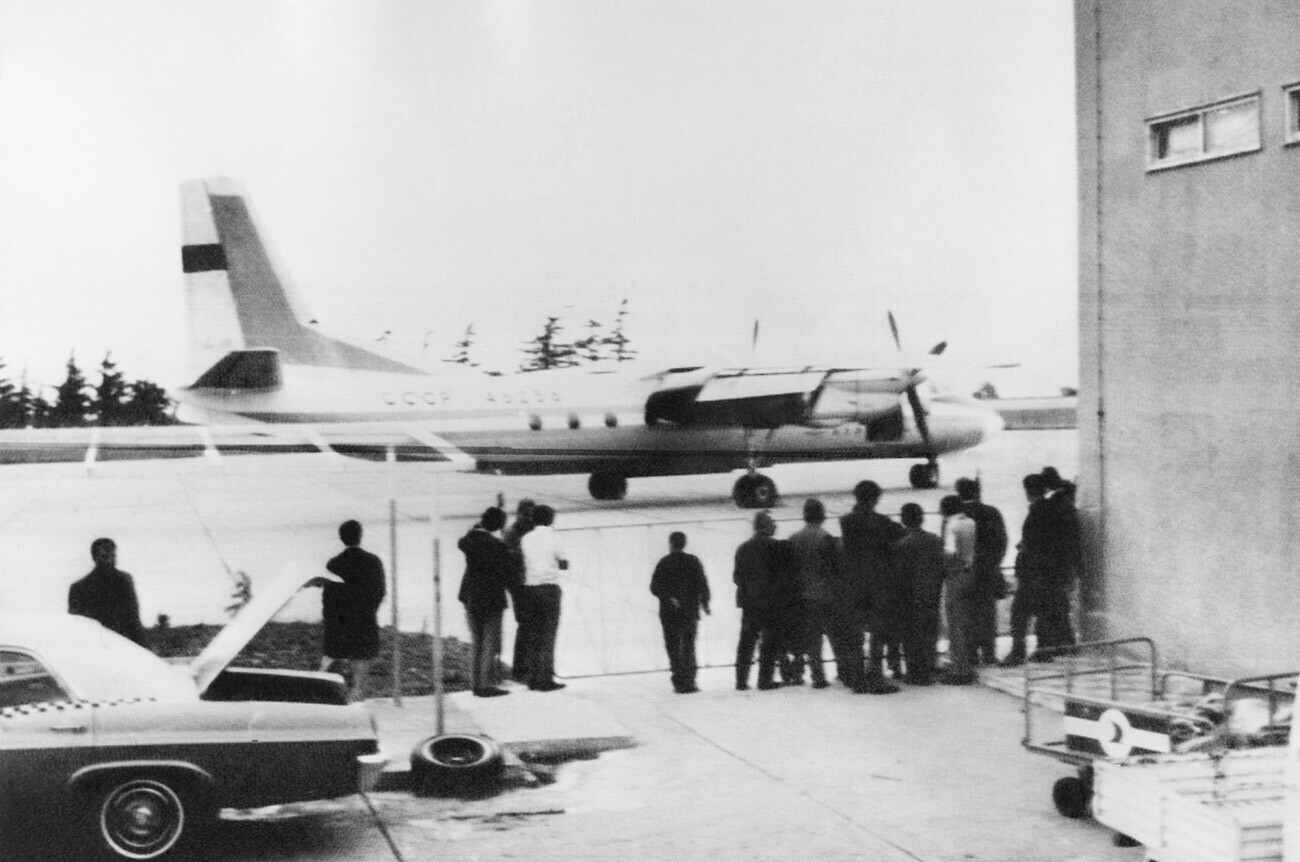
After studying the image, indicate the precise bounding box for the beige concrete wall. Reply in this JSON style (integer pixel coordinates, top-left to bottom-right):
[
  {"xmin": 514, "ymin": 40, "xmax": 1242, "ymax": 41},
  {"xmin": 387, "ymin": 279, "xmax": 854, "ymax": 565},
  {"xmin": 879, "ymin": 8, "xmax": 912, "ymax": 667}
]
[{"xmin": 1077, "ymin": 0, "xmax": 1300, "ymax": 675}]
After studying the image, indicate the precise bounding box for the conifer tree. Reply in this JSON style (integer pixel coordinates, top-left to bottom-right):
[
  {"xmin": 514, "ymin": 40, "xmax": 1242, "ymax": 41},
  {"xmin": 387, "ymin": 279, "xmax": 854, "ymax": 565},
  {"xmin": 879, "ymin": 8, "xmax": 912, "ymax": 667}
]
[
  {"xmin": 50, "ymin": 355, "xmax": 90, "ymax": 427},
  {"xmin": 123, "ymin": 379, "xmax": 174, "ymax": 425},
  {"xmin": 0, "ymin": 360, "xmax": 17, "ymax": 429},
  {"xmin": 520, "ymin": 317, "xmax": 579, "ymax": 372},
  {"xmin": 572, "ymin": 318, "xmax": 605, "ymax": 364},
  {"xmin": 94, "ymin": 353, "xmax": 130, "ymax": 426},
  {"xmin": 444, "ymin": 324, "xmax": 479, "ymax": 368},
  {"xmin": 603, "ymin": 298, "xmax": 636, "ymax": 363}
]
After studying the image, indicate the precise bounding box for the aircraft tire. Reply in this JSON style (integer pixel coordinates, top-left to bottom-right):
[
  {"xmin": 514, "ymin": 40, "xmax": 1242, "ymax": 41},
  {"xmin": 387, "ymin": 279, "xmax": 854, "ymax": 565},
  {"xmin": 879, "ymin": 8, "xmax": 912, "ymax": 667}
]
[
  {"xmin": 733, "ymin": 474, "xmax": 778, "ymax": 508},
  {"xmin": 588, "ymin": 472, "xmax": 628, "ymax": 501},
  {"xmin": 909, "ymin": 462, "xmax": 940, "ymax": 490}
]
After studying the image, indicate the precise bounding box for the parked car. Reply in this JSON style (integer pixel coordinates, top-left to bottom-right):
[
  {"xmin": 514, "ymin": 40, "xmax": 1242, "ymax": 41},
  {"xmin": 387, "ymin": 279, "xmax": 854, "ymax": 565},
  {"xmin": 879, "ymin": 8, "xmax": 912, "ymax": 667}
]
[{"xmin": 0, "ymin": 572, "xmax": 386, "ymax": 860}]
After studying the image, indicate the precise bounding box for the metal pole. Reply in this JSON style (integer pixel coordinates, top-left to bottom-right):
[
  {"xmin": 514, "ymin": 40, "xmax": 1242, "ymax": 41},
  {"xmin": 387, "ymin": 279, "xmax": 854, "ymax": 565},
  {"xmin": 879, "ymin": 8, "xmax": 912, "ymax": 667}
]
[
  {"xmin": 432, "ymin": 475, "xmax": 445, "ymax": 736},
  {"xmin": 388, "ymin": 446, "xmax": 401, "ymax": 706},
  {"xmin": 433, "ymin": 537, "xmax": 444, "ymax": 735}
]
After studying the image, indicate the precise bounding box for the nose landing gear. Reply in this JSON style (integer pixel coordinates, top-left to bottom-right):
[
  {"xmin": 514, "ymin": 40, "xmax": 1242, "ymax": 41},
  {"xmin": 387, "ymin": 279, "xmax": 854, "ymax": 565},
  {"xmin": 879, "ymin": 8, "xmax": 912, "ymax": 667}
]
[
  {"xmin": 732, "ymin": 473, "xmax": 778, "ymax": 509},
  {"xmin": 908, "ymin": 459, "xmax": 940, "ymax": 490}
]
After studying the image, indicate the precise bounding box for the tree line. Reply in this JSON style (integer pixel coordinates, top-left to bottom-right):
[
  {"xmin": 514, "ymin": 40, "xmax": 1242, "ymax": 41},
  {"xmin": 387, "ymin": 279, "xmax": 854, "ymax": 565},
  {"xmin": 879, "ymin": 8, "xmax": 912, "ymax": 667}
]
[
  {"xmin": 1, "ymin": 301, "xmax": 640, "ymax": 429},
  {"xmin": 0, "ymin": 354, "xmax": 174, "ymax": 429},
  {"xmin": 447, "ymin": 298, "xmax": 637, "ymax": 374}
]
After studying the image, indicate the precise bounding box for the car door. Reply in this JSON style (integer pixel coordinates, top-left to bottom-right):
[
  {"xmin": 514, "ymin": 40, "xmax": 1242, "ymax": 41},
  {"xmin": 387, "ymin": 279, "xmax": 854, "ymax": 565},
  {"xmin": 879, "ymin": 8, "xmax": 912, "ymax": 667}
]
[{"xmin": 0, "ymin": 648, "xmax": 96, "ymax": 822}]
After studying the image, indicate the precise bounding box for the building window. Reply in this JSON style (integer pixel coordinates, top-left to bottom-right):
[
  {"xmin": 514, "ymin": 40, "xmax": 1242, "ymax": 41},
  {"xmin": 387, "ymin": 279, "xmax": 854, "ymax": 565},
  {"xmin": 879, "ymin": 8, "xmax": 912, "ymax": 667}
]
[
  {"xmin": 1147, "ymin": 94, "xmax": 1261, "ymax": 170},
  {"xmin": 1285, "ymin": 84, "xmax": 1300, "ymax": 145}
]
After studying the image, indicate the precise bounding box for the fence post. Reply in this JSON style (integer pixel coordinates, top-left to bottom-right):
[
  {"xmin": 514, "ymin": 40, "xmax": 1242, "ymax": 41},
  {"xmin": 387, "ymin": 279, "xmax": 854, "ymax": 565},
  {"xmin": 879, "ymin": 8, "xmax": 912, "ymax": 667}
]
[{"xmin": 388, "ymin": 446, "xmax": 401, "ymax": 706}]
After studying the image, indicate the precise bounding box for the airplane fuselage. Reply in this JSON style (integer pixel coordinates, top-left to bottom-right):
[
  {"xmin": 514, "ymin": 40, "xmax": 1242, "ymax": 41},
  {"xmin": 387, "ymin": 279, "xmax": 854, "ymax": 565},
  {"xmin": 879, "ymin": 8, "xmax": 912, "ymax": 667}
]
[{"xmin": 178, "ymin": 362, "xmax": 1001, "ymax": 478}]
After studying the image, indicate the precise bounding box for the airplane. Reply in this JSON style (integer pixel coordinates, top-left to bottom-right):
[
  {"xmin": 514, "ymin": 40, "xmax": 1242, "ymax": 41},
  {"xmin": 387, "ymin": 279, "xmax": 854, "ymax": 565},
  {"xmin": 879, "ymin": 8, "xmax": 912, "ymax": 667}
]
[{"xmin": 0, "ymin": 178, "xmax": 1004, "ymax": 507}]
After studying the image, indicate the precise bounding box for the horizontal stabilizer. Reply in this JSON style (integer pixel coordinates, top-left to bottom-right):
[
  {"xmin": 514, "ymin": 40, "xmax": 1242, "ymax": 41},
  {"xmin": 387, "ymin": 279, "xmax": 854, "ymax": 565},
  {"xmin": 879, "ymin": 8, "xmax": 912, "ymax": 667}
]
[{"xmin": 189, "ymin": 350, "xmax": 282, "ymax": 391}]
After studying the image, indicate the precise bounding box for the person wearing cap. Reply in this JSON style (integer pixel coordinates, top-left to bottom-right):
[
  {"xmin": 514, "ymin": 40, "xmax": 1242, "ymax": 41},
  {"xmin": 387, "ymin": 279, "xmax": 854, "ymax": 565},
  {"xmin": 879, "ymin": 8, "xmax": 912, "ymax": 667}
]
[
  {"xmin": 955, "ymin": 477, "xmax": 1008, "ymax": 666},
  {"xmin": 787, "ymin": 498, "xmax": 839, "ymax": 689},
  {"xmin": 650, "ymin": 531, "xmax": 711, "ymax": 694},
  {"xmin": 839, "ymin": 480, "xmax": 905, "ymax": 693},
  {"xmin": 894, "ymin": 502, "xmax": 944, "ymax": 685},
  {"xmin": 458, "ymin": 506, "xmax": 522, "ymax": 697},
  {"xmin": 733, "ymin": 510, "xmax": 797, "ymax": 691}
]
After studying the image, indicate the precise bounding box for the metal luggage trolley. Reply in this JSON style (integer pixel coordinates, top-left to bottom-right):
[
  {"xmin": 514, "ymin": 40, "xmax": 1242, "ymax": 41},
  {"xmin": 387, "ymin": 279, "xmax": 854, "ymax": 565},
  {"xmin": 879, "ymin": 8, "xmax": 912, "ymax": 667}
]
[{"xmin": 1020, "ymin": 637, "xmax": 1252, "ymax": 820}]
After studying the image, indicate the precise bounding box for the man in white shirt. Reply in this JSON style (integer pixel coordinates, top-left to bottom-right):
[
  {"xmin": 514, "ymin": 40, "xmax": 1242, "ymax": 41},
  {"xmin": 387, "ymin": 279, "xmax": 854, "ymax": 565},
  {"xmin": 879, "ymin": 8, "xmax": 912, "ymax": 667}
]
[
  {"xmin": 519, "ymin": 504, "xmax": 569, "ymax": 692},
  {"xmin": 939, "ymin": 494, "xmax": 979, "ymax": 685}
]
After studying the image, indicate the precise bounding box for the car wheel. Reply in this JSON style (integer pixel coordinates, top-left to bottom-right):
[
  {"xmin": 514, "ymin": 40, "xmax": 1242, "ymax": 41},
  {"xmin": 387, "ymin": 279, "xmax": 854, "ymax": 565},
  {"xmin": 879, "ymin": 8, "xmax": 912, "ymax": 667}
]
[
  {"xmin": 410, "ymin": 733, "xmax": 505, "ymax": 796},
  {"xmin": 1051, "ymin": 775, "xmax": 1091, "ymax": 819},
  {"xmin": 93, "ymin": 776, "xmax": 194, "ymax": 860}
]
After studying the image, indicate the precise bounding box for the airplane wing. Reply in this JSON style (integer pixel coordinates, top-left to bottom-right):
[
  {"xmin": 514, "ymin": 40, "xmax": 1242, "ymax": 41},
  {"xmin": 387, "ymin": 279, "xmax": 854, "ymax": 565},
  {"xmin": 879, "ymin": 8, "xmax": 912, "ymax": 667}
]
[
  {"xmin": 0, "ymin": 423, "xmax": 479, "ymax": 467},
  {"xmin": 644, "ymin": 366, "xmax": 913, "ymax": 429}
]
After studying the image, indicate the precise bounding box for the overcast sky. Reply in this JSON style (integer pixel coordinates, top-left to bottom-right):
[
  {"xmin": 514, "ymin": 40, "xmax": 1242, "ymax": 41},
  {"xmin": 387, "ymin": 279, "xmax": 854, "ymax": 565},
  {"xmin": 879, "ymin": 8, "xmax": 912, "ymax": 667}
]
[{"xmin": 0, "ymin": 0, "xmax": 1077, "ymax": 398}]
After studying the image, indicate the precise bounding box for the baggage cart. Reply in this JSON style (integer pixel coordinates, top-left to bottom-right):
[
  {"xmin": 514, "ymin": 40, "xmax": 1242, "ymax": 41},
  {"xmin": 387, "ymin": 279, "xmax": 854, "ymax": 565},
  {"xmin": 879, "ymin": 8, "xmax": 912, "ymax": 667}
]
[
  {"xmin": 1089, "ymin": 671, "xmax": 1297, "ymax": 861},
  {"xmin": 1020, "ymin": 638, "xmax": 1292, "ymax": 820}
]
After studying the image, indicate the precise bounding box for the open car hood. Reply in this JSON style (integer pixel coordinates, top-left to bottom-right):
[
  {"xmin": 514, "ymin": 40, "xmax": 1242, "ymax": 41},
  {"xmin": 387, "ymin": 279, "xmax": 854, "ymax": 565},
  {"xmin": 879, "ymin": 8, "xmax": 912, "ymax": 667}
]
[{"xmin": 190, "ymin": 567, "xmax": 342, "ymax": 696}]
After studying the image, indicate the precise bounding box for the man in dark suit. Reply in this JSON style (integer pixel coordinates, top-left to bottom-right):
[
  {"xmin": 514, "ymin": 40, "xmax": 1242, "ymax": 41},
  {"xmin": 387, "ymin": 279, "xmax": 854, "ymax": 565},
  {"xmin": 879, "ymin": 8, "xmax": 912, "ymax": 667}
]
[
  {"xmin": 458, "ymin": 506, "xmax": 522, "ymax": 697},
  {"xmin": 68, "ymin": 537, "xmax": 150, "ymax": 649},
  {"xmin": 650, "ymin": 531, "xmax": 711, "ymax": 694},
  {"xmin": 733, "ymin": 511, "xmax": 796, "ymax": 691},
  {"xmin": 955, "ymin": 477, "xmax": 1008, "ymax": 666},
  {"xmin": 839, "ymin": 480, "xmax": 904, "ymax": 693}
]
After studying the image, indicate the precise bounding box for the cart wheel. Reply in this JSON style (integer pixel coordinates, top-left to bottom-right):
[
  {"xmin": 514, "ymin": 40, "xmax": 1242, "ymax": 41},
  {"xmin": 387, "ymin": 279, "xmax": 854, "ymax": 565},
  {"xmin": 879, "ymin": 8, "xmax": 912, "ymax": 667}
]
[{"xmin": 1052, "ymin": 775, "xmax": 1091, "ymax": 819}]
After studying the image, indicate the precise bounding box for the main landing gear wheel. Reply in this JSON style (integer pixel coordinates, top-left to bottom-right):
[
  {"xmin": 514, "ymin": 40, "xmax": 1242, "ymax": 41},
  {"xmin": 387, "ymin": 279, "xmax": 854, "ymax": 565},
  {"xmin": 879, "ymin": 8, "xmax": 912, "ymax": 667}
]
[
  {"xmin": 587, "ymin": 471, "xmax": 628, "ymax": 501},
  {"xmin": 732, "ymin": 473, "xmax": 778, "ymax": 509},
  {"xmin": 908, "ymin": 460, "xmax": 940, "ymax": 490}
]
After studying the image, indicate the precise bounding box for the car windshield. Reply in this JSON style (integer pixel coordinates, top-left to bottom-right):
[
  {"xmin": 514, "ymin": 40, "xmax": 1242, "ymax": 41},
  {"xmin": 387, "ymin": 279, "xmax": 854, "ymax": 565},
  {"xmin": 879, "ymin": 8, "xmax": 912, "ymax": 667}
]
[{"xmin": 15, "ymin": 617, "xmax": 197, "ymax": 703}]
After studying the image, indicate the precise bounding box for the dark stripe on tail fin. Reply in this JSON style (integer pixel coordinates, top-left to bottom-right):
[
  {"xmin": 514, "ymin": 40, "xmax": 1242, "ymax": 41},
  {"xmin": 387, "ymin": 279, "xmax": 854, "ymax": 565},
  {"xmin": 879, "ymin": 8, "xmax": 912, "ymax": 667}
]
[{"xmin": 182, "ymin": 243, "xmax": 227, "ymax": 274}]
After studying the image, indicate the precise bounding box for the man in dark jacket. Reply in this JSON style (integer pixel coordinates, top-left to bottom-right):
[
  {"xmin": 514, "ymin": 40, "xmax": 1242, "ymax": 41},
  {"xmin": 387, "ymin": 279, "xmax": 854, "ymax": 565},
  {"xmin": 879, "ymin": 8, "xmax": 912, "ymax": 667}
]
[
  {"xmin": 786, "ymin": 498, "xmax": 839, "ymax": 689},
  {"xmin": 650, "ymin": 531, "xmax": 711, "ymax": 694},
  {"xmin": 733, "ymin": 511, "xmax": 797, "ymax": 691},
  {"xmin": 955, "ymin": 477, "xmax": 1008, "ymax": 666},
  {"xmin": 894, "ymin": 503, "xmax": 945, "ymax": 685},
  {"xmin": 320, "ymin": 519, "xmax": 387, "ymax": 701},
  {"xmin": 68, "ymin": 537, "xmax": 150, "ymax": 649},
  {"xmin": 839, "ymin": 480, "xmax": 904, "ymax": 693},
  {"xmin": 458, "ymin": 506, "xmax": 521, "ymax": 697}
]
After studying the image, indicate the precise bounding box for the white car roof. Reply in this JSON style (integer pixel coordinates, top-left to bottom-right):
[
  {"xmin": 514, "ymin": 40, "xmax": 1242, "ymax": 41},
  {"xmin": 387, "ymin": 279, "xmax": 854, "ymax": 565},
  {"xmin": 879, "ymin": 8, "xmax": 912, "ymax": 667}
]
[
  {"xmin": 0, "ymin": 568, "xmax": 338, "ymax": 700},
  {"xmin": 0, "ymin": 613, "xmax": 197, "ymax": 702}
]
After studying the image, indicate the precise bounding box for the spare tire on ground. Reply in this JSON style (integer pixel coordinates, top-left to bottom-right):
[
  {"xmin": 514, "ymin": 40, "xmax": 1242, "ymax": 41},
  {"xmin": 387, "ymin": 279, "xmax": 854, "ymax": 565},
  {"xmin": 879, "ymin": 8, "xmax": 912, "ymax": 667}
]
[{"xmin": 409, "ymin": 733, "xmax": 505, "ymax": 797}]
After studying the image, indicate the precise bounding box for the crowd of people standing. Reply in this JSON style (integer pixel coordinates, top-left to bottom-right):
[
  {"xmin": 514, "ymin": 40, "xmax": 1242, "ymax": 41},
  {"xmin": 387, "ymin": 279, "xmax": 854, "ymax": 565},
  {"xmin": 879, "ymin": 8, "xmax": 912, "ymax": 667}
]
[{"xmin": 645, "ymin": 467, "xmax": 1081, "ymax": 694}]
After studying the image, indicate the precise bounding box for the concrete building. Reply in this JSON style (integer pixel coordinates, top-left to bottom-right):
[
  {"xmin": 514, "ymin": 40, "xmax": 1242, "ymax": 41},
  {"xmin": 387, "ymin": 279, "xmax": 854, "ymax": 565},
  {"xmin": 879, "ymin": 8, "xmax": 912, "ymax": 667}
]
[{"xmin": 1076, "ymin": 0, "xmax": 1300, "ymax": 675}]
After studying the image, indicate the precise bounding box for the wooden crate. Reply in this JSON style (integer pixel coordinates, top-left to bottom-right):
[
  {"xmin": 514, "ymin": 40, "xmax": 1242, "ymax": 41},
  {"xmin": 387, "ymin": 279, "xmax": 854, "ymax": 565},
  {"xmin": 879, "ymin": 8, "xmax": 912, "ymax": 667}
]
[{"xmin": 1092, "ymin": 748, "xmax": 1287, "ymax": 856}]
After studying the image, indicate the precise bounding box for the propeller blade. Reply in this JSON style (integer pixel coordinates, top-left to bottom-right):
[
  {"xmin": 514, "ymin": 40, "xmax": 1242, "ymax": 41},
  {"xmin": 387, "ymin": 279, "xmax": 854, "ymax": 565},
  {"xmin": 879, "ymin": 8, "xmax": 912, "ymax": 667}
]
[
  {"xmin": 929, "ymin": 341, "xmax": 947, "ymax": 356},
  {"xmin": 887, "ymin": 311, "xmax": 901, "ymax": 352},
  {"xmin": 906, "ymin": 385, "xmax": 933, "ymax": 451}
]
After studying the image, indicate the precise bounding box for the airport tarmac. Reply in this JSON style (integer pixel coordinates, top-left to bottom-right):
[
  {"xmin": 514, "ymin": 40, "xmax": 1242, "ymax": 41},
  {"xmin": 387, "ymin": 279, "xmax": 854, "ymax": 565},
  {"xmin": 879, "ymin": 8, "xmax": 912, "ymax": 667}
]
[
  {"xmin": 0, "ymin": 429, "xmax": 1101, "ymax": 862},
  {"xmin": 0, "ymin": 428, "xmax": 1074, "ymax": 678}
]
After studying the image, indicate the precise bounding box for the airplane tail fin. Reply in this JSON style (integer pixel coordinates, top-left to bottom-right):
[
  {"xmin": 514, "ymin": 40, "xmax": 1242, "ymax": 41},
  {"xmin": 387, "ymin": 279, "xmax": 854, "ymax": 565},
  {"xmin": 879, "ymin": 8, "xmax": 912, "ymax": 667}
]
[{"xmin": 180, "ymin": 178, "xmax": 421, "ymax": 379}]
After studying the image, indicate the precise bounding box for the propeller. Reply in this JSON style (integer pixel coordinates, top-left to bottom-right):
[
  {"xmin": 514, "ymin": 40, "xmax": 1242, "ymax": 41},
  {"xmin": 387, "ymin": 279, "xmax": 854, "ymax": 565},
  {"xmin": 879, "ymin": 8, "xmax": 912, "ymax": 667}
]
[{"xmin": 887, "ymin": 311, "xmax": 934, "ymax": 453}]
